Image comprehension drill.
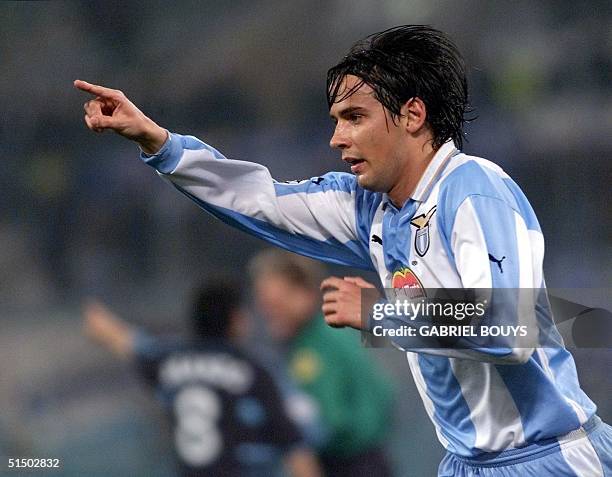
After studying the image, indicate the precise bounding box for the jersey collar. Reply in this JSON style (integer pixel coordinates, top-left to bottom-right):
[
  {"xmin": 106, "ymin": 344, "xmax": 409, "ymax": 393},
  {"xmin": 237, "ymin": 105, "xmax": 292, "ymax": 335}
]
[{"xmin": 411, "ymin": 140, "xmax": 458, "ymax": 202}]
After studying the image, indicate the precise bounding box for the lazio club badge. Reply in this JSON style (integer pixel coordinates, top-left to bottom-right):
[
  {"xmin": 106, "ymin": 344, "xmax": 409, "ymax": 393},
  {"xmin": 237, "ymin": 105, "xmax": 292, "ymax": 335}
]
[{"xmin": 410, "ymin": 205, "xmax": 437, "ymax": 257}]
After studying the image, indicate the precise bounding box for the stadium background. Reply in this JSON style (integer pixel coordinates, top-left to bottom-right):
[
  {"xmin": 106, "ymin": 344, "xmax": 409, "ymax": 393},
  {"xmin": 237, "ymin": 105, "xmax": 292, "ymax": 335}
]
[{"xmin": 1, "ymin": 1, "xmax": 610, "ymax": 475}]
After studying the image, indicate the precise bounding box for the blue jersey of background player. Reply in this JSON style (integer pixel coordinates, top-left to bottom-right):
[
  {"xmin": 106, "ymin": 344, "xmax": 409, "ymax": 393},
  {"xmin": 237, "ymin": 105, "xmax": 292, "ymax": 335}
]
[
  {"xmin": 83, "ymin": 281, "xmax": 321, "ymax": 477},
  {"xmin": 76, "ymin": 24, "xmax": 611, "ymax": 477}
]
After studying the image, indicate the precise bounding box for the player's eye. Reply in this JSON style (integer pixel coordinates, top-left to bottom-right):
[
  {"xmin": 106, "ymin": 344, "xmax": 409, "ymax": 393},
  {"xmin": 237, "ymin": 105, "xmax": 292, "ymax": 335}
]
[{"xmin": 348, "ymin": 113, "xmax": 362, "ymax": 123}]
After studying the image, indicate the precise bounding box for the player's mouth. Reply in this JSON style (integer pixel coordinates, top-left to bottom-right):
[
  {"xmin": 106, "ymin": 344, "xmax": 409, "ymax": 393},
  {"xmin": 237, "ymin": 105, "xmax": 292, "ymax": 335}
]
[{"xmin": 344, "ymin": 157, "xmax": 366, "ymax": 174}]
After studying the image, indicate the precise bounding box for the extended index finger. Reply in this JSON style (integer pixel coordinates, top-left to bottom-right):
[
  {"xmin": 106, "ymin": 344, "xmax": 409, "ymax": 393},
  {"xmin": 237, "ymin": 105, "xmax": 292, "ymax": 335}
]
[{"xmin": 74, "ymin": 79, "xmax": 118, "ymax": 98}]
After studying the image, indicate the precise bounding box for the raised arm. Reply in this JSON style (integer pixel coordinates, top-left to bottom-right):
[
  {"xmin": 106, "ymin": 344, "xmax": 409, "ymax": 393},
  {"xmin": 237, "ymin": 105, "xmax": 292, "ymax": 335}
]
[
  {"xmin": 75, "ymin": 80, "xmax": 373, "ymax": 269},
  {"xmin": 82, "ymin": 299, "xmax": 135, "ymax": 359}
]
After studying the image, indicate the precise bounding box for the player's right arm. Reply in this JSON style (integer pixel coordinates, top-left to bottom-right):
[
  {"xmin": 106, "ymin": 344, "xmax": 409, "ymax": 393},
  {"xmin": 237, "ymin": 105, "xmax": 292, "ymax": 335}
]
[
  {"xmin": 82, "ymin": 299, "xmax": 135, "ymax": 359},
  {"xmin": 82, "ymin": 298, "xmax": 168, "ymax": 385},
  {"xmin": 75, "ymin": 80, "xmax": 372, "ymax": 269}
]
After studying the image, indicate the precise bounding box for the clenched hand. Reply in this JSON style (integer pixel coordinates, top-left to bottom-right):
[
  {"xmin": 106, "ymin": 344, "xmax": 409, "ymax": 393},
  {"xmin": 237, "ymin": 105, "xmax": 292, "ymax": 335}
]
[{"xmin": 320, "ymin": 276, "xmax": 379, "ymax": 329}]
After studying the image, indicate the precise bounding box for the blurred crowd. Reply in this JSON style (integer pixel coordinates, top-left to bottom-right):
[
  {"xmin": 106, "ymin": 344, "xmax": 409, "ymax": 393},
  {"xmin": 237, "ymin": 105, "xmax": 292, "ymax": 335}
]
[
  {"xmin": 1, "ymin": 0, "xmax": 610, "ymax": 309},
  {"xmin": 1, "ymin": 1, "xmax": 610, "ymax": 475}
]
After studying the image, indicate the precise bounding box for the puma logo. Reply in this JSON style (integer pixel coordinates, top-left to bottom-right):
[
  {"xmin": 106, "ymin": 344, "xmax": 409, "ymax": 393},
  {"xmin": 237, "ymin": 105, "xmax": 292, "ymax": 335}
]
[
  {"xmin": 371, "ymin": 234, "xmax": 383, "ymax": 245},
  {"xmin": 311, "ymin": 177, "xmax": 324, "ymax": 185},
  {"xmin": 488, "ymin": 254, "xmax": 506, "ymax": 273}
]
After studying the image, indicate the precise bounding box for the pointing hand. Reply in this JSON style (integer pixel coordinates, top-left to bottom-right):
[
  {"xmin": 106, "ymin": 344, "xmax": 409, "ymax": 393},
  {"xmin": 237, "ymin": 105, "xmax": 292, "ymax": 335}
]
[{"xmin": 74, "ymin": 79, "xmax": 168, "ymax": 154}]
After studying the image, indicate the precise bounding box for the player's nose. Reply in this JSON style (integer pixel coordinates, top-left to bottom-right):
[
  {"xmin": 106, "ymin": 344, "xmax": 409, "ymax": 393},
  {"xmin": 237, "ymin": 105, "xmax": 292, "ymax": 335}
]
[{"xmin": 329, "ymin": 125, "xmax": 350, "ymax": 150}]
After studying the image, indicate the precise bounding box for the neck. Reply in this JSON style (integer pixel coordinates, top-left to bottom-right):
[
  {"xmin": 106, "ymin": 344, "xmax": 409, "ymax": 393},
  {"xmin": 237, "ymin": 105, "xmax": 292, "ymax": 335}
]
[{"xmin": 388, "ymin": 141, "xmax": 436, "ymax": 208}]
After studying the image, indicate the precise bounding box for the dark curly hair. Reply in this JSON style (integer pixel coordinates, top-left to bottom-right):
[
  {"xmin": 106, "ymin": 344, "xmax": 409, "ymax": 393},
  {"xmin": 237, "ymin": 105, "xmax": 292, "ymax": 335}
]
[
  {"xmin": 190, "ymin": 278, "xmax": 241, "ymax": 339},
  {"xmin": 327, "ymin": 25, "xmax": 470, "ymax": 149}
]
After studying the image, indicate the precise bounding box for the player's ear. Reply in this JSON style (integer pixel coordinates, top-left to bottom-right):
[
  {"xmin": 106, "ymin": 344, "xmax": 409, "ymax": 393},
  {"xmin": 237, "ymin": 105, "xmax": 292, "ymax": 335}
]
[{"xmin": 401, "ymin": 97, "xmax": 427, "ymax": 133}]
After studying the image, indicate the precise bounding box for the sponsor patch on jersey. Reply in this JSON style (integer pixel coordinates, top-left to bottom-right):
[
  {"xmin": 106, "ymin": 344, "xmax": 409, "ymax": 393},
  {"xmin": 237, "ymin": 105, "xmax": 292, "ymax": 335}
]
[
  {"xmin": 410, "ymin": 205, "xmax": 437, "ymax": 257},
  {"xmin": 391, "ymin": 267, "xmax": 426, "ymax": 298}
]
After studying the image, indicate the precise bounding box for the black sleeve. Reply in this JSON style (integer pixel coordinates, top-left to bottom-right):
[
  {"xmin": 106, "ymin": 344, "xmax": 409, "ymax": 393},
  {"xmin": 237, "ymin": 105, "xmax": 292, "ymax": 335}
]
[
  {"xmin": 131, "ymin": 329, "xmax": 166, "ymax": 387},
  {"xmin": 255, "ymin": 365, "xmax": 304, "ymax": 450}
]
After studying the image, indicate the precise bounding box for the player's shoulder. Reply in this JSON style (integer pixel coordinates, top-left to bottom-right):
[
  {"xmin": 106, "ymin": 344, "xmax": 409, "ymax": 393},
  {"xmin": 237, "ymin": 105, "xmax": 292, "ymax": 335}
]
[
  {"xmin": 208, "ymin": 341, "xmax": 282, "ymax": 384},
  {"xmin": 274, "ymin": 171, "xmax": 356, "ymax": 196},
  {"xmin": 184, "ymin": 338, "xmax": 254, "ymax": 361},
  {"xmin": 133, "ymin": 331, "xmax": 184, "ymax": 360},
  {"xmin": 161, "ymin": 338, "xmax": 251, "ymax": 369},
  {"xmin": 320, "ymin": 170, "xmax": 357, "ymax": 189},
  {"xmin": 273, "ymin": 170, "xmax": 385, "ymax": 210},
  {"xmin": 440, "ymin": 153, "xmax": 512, "ymax": 199},
  {"xmin": 162, "ymin": 340, "xmax": 273, "ymax": 395},
  {"xmin": 309, "ymin": 171, "xmax": 384, "ymax": 207},
  {"xmin": 434, "ymin": 152, "xmax": 524, "ymax": 214}
]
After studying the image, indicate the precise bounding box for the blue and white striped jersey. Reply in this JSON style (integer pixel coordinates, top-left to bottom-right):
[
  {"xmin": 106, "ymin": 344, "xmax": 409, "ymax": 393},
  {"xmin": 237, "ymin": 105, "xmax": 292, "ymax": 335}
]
[{"xmin": 140, "ymin": 132, "xmax": 596, "ymax": 458}]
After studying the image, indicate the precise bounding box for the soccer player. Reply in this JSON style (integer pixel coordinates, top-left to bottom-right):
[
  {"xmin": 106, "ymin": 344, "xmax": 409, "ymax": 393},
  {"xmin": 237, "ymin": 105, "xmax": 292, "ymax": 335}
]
[
  {"xmin": 75, "ymin": 25, "xmax": 611, "ymax": 476},
  {"xmin": 83, "ymin": 281, "xmax": 322, "ymax": 477}
]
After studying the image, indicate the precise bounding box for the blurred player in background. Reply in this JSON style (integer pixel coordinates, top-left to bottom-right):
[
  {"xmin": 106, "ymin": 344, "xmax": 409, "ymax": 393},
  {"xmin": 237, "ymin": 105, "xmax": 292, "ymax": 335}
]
[
  {"xmin": 83, "ymin": 280, "xmax": 321, "ymax": 477},
  {"xmin": 75, "ymin": 24, "xmax": 611, "ymax": 477},
  {"xmin": 249, "ymin": 248, "xmax": 394, "ymax": 477}
]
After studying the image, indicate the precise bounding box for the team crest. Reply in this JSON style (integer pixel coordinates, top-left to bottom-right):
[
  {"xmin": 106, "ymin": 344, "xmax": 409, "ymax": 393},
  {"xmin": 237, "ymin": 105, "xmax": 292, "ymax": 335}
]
[{"xmin": 410, "ymin": 205, "xmax": 437, "ymax": 257}]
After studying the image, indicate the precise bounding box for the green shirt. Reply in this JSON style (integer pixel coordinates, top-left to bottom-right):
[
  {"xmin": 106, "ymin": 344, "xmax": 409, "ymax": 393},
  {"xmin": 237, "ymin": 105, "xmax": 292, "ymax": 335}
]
[{"xmin": 287, "ymin": 314, "xmax": 394, "ymax": 458}]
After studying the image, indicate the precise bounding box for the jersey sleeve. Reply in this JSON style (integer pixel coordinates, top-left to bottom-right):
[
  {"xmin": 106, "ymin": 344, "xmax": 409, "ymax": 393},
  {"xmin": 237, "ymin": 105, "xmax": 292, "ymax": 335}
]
[
  {"xmin": 255, "ymin": 365, "xmax": 305, "ymax": 450},
  {"xmin": 450, "ymin": 194, "xmax": 539, "ymax": 362},
  {"xmin": 140, "ymin": 132, "xmax": 372, "ymax": 269},
  {"xmin": 450, "ymin": 194, "xmax": 542, "ymax": 290},
  {"xmin": 131, "ymin": 329, "xmax": 167, "ymax": 386},
  {"xmin": 372, "ymin": 194, "xmax": 539, "ymax": 364}
]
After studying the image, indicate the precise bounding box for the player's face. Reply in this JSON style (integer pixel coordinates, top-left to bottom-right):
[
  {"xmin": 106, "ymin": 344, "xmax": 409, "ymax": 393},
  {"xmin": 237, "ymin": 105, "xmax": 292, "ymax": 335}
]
[
  {"xmin": 329, "ymin": 75, "xmax": 409, "ymax": 194},
  {"xmin": 254, "ymin": 273, "xmax": 315, "ymax": 340}
]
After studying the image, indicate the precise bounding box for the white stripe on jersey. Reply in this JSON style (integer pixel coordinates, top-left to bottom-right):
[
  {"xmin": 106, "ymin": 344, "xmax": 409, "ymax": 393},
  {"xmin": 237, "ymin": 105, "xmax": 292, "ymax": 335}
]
[
  {"xmin": 175, "ymin": 149, "xmax": 283, "ymax": 222},
  {"xmin": 407, "ymin": 352, "xmax": 451, "ymax": 449},
  {"xmin": 472, "ymin": 156, "xmax": 511, "ymax": 178},
  {"xmin": 514, "ymin": 211, "xmax": 539, "ymax": 349},
  {"xmin": 515, "ymin": 211, "xmax": 534, "ymax": 288},
  {"xmin": 451, "ymin": 197, "xmax": 492, "ymax": 288},
  {"xmin": 449, "ymin": 359, "xmax": 525, "ymax": 451},
  {"xmin": 275, "ymin": 190, "xmax": 357, "ymax": 243},
  {"xmin": 528, "ymin": 230, "xmax": 545, "ymax": 289},
  {"xmin": 172, "ymin": 149, "xmax": 359, "ymax": 242}
]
